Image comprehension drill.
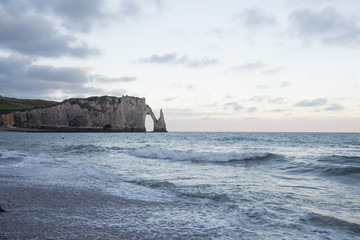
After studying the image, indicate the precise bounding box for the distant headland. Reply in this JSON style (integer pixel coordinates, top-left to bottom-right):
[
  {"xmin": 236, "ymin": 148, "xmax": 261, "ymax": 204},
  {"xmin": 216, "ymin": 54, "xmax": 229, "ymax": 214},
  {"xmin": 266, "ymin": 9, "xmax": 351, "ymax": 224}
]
[{"xmin": 0, "ymin": 96, "xmax": 167, "ymax": 132}]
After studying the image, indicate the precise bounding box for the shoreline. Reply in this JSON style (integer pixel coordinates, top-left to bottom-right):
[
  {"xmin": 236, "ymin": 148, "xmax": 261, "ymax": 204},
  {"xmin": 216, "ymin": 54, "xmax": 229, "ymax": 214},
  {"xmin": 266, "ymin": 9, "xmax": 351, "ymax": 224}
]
[{"xmin": 0, "ymin": 126, "xmax": 164, "ymax": 133}]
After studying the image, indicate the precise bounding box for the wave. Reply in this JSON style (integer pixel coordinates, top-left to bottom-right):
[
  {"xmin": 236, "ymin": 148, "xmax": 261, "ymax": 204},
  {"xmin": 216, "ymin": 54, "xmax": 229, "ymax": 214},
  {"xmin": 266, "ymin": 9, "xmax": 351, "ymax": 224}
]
[
  {"xmin": 285, "ymin": 161, "xmax": 360, "ymax": 178},
  {"xmin": 127, "ymin": 178, "xmax": 230, "ymax": 202},
  {"xmin": 125, "ymin": 179, "xmax": 176, "ymax": 189},
  {"xmin": 130, "ymin": 147, "xmax": 272, "ymax": 163},
  {"xmin": 179, "ymin": 190, "xmax": 230, "ymax": 202},
  {"xmin": 303, "ymin": 212, "xmax": 360, "ymax": 235},
  {"xmin": 318, "ymin": 155, "xmax": 360, "ymax": 165},
  {"xmin": 0, "ymin": 150, "xmax": 24, "ymax": 165},
  {"xmin": 52, "ymin": 144, "xmax": 107, "ymax": 154},
  {"xmin": 322, "ymin": 165, "xmax": 360, "ymax": 176},
  {"xmin": 51, "ymin": 144, "xmax": 135, "ymax": 155}
]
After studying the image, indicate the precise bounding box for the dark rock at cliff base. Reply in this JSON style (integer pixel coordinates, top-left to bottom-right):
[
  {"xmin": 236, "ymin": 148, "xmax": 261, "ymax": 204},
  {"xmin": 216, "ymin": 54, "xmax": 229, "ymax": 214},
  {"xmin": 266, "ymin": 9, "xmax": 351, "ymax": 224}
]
[{"xmin": 0, "ymin": 96, "xmax": 167, "ymax": 132}]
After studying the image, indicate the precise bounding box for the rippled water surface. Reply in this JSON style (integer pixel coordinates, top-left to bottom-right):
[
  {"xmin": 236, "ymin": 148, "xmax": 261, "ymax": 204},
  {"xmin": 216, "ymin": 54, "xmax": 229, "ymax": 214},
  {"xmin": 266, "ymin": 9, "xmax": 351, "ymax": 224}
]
[{"xmin": 1, "ymin": 132, "xmax": 360, "ymax": 239}]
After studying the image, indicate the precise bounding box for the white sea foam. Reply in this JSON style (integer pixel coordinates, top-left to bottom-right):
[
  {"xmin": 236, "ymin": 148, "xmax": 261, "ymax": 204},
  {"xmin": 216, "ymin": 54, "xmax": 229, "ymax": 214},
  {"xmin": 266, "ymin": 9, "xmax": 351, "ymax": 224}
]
[{"xmin": 130, "ymin": 147, "xmax": 270, "ymax": 162}]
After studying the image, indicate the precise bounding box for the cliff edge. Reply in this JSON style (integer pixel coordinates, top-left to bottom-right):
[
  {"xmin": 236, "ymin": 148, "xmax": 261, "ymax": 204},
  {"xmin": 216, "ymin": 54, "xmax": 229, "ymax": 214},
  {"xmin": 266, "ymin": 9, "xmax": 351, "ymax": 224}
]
[{"xmin": 0, "ymin": 96, "xmax": 167, "ymax": 132}]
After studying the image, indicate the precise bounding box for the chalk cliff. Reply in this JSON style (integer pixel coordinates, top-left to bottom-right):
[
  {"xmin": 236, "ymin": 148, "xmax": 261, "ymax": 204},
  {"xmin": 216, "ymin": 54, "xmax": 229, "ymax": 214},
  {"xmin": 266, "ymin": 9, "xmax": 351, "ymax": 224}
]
[{"xmin": 0, "ymin": 96, "xmax": 167, "ymax": 132}]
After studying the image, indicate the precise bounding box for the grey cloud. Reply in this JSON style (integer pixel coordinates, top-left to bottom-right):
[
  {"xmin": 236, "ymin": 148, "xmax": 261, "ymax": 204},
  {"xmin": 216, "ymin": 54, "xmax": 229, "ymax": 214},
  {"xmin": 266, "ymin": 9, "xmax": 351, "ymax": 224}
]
[
  {"xmin": 232, "ymin": 61, "xmax": 266, "ymax": 71},
  {"xmin": 224, "ymin": 102, "xmax": 244, "ymax": 111},
  {"xmin": 140, "ymin": 53, "xmax": 179, "ymax": 64},
  {"xmin": 118, "ymin": 0, "xmax": 142, "ymax": 20},
  {"xmin": 27, "ymin": 65, "xmax": 88, "ymax": 85},
  {"xmin": 294, "ymin": 98, "xmax": 328, "ymax": 107},
  {"xmin": 117, "ymin": 76, "xmax": 137, "ymax": 82},
  {"xmin": 139, "ymin": 53, "xmax": 218, "ymax": 68},
  {"xmin": 0, "ymin": 10, "xmax": 99, "ymax": 58},
  {"xmin": 0, "ymin": 0, "xmax": 106, "ymax": 33},
  {"xmin": 323, "ymin": 104, "xmax": 345, "ymax": 111},
  {"xmin": 234, "ymin": 8, "xmax": 276, "ymax": 27},
  {"xmin": 117, "ymin": 0, "xmax": 165, "ymax": 21},
  {"xmin": 247, "ymin": 107, "xmax": 258, "ymax": 113},
  {"xmin": 1, "ymin": 0, "xmax": 163, "ymax": 34},
  {"xmin": 0, "ymin": 0, "xmax": 163, "ymax": 58},
  {"xmin": 30, "ymin": 0, "xmax": 108, "ymax": 33},
  {"xmin": 289, "ymin": 8, "xmax": 360, "ymax": 46},
  {"xmin": 0, "ymin": 55, "xmax": 121, "ymax": 98}
]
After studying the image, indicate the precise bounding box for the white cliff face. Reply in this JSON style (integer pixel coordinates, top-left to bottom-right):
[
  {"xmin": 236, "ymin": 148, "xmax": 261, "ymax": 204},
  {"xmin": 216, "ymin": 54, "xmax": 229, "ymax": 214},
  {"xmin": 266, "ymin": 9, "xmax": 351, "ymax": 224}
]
[{"xmin": 6, "ymin": 96, "xmax": 167, "ymax": 132}]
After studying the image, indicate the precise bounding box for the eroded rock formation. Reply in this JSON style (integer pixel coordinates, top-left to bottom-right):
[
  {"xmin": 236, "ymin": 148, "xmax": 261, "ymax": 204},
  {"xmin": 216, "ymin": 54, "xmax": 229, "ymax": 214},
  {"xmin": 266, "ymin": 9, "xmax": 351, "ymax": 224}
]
[{"xmin": 0, "ymin": 96, "xmax": 167, "ymax": 132}]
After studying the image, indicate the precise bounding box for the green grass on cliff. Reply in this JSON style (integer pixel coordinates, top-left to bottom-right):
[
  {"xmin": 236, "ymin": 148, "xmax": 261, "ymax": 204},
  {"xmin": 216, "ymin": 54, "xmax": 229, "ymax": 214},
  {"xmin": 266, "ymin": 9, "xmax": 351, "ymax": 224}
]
[{"xmin": 0, "ymin": 96, "xmax": 59, "ymax": 114}]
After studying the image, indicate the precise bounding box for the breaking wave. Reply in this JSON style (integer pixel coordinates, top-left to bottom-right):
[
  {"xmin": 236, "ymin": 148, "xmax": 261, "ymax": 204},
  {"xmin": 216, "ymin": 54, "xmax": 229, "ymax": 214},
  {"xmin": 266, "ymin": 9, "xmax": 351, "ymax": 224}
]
[{"xmin": 130, "ymin": 147, "xmax": 272, "ymax": 163}]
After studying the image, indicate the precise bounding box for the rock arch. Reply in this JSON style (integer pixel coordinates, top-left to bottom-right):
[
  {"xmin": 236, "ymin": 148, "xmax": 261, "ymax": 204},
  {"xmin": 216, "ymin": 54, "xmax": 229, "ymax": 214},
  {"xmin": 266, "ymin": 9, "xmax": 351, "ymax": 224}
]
[{"xmin": 145, "ymin": 105, "xmax": 167, "ymax": 132}]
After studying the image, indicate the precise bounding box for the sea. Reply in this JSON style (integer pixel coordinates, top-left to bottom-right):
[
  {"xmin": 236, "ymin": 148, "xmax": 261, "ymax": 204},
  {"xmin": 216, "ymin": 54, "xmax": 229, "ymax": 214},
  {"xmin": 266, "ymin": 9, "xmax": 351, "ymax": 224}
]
[{"xmin": 0, "ymin": 131, "xmax": 359, "ymax": 239}]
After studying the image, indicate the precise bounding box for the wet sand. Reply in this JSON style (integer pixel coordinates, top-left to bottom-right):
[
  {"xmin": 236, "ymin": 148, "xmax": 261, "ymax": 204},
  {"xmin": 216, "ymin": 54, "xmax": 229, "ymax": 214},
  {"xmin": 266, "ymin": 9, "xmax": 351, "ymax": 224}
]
[
  {"xmin": 0, "ymin": 185, "xmax": 125, "ymax": 239},
  {"xmin": 0, "ymin": 182, "xmax": 174, "ymax": 240}
]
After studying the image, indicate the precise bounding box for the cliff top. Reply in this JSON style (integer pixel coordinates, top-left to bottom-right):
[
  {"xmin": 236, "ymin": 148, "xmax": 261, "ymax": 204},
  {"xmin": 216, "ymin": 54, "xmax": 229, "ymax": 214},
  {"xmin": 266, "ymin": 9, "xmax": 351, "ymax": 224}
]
[
  {"xmin": 0, "ymin": 96, "xmax": 59, "ymax": 114},
  {"xmin": 0, "ymin": 95, "xmax": 145, "ymax": 114}
]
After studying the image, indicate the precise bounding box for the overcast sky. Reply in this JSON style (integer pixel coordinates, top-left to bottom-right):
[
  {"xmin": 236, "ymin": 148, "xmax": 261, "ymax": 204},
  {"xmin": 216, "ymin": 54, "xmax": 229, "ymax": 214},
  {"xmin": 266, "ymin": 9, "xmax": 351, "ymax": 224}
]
[{"xmin": 1, "ymin": 0, "xmax": 359, "ymax": 132}]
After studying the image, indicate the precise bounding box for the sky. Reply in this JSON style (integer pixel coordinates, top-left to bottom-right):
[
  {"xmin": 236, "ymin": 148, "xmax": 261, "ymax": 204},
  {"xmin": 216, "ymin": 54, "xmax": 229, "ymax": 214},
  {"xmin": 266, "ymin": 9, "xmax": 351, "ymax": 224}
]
[{"xmin": 0, "ymin": 0, "xmax": 359, "ymax": 132}]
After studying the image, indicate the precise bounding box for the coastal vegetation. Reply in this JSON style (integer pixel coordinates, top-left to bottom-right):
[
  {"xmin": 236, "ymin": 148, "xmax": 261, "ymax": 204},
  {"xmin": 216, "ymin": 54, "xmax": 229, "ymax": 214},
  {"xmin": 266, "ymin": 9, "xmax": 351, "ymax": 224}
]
[{"xmin": 0, "ymin": 96, "xmax": 58, "ymax": 114}]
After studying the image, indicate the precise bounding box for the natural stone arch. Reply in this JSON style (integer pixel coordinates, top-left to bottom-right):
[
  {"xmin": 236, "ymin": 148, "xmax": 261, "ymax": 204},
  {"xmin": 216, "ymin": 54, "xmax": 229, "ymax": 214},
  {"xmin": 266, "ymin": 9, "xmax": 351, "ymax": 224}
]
[{"xmin": 144, "ymin": 105, "xmax": 167, "ymax": 132}]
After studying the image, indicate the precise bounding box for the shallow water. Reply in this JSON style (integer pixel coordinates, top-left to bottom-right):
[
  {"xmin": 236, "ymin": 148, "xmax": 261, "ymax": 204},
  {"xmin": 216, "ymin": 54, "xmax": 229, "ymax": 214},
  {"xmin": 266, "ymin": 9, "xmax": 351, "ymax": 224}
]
[{"xmin": 1, "ymin": 132, "xmax": 360, "ymax": 239}]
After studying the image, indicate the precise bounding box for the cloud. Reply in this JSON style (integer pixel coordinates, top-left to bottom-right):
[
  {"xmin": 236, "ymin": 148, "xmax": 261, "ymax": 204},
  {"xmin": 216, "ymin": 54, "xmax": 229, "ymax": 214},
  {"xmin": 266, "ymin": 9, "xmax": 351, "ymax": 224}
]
[
  {"xmin": 0, "ymin": 55, "xmax": 125, "ymax": 98},
  {"xmin": 90, "ymin": 75, "xmax": 137, "ymax": 83},
  {"xmin": 323, "ymin": 103, "xmax": 345, "ymax": 111},
  {"xmin": 247, "ymin": 96, "xmax": 284, "ymax": 104},
  {"xmin": 185, "ymin": 84, "xmax": 195, "ymax": 90},
  {"xmin": 224, "ymin": 102, "xmax": 243, "ymax": 111},
  {"xmin": 117, "ymin": 0, "xmax": 165, "ymax": 21},
  {"xmin": 247, "ymin": 107, "xmax": 258, "ymax": 113},
  {"xmin": 279, "ymin": 81, "xmax": 291, "ymax": 88},
  {"xmin": 263, "ymin": 67, "xmax": 286, "ymax": 75},
  {"xmin": 0, "ymin": 0, "xmax": 164, "ymax": 58},
  {"xmin": 232, "ymin": 61, "xmax": 266, "ymax": 71},
  {"xmin": 164, "ymin": 97, "xmax": 176, "ymax": 102},
  {"xmin": 268, "ymin": 97, "xmax": 284, "ymax": 104},
  {"xmin": 0, "ymin": 10, "xmax": 99, "ymax": 58},
  {"xmin": 268, "ymin": 108, "xmax": 289, "ymax": 113},
  {"xmin": 32, "ymin": 0, "xmax": 108, "ymax": 33},
  {"xmin": 248, "ymin": 96, "xmax": 266, "ymax": 102},
  {"xmin": 234, "ymin": 8, "xmax": 277, "ymax": 28},
  {"xmin": 139, "ymin": 53, "xmax": 218, "ymax": 68},
  {"xmin": 294, "ymin": 98, "xmax": 328, "ymax": 107},
  {"xmin": 1, "ymin": 0, "xmax": 164, "ymax": 34},
  {"xmin": 289, "ymin": 8, "xmax": 360, "ymax": 46}
]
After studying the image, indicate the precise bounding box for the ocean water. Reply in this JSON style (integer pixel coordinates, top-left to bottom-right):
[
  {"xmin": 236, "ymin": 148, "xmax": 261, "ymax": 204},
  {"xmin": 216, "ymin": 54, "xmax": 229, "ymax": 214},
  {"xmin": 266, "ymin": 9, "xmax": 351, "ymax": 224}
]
[{"xmin": 0, "ymin": 131, "xmax": 359, "ymax": 239}]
